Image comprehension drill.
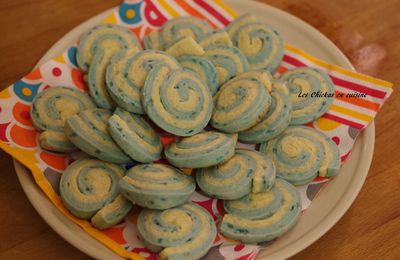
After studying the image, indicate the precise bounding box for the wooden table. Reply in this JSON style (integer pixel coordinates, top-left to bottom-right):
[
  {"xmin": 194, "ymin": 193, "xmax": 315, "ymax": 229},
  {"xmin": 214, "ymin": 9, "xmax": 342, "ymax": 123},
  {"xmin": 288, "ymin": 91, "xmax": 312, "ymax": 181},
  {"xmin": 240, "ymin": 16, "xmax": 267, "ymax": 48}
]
[{"xmin": 0, "ymin": 0, "xmax": 398, "ymax": 259}]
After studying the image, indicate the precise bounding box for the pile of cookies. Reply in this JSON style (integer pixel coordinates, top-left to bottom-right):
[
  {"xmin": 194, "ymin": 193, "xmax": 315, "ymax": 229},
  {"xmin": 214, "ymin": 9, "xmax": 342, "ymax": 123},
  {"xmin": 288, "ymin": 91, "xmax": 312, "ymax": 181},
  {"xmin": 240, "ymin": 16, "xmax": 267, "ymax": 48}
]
[{"xmin": 30, "ymin": 13, "xmax": 340, "ymax": 259}]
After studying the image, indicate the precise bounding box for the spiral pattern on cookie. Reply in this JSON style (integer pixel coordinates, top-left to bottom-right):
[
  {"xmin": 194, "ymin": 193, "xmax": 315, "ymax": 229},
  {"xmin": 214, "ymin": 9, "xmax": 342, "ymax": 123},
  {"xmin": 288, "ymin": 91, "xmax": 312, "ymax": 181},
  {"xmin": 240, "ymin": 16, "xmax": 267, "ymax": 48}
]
[
  {"xmin": 211, "ymin": 70, "xmax": 272, "ymax": 133},
  {"xmin": 280, "ymin": 67, "xmax": 334, "ymax": 125},
  {"xmin": 198, "ymin": 29, "xmax": 233, "ymax": 48},
  {"xmin": 224, "ymin": 185, "xmax": 283, "ymax": 220},
  {"xmin": 284, "ymin": 126, "xmax": 340, "ymax": 177},
  {"xmin": 106, "ymin": 50, "xmax": 180, "ymax": 114},
  {"xmin": 137, "ymin": 202, "xmax": 216, "ymax": 259},
  {"xmin": 76, "ymin": 24, "xmax": 141, "ymax": 71},
  {"xmin": 165, "ymin": 131, "xmax": 237, "ymax": 169},
  {"xmin": 30, "ymin": 86, "xmax": 96, "ymax": 152},
  {"xmin": 259, "ymin": 126, "xmax": 324, "ymax": 185},
  {"xmin": 196, "ymin": 149, "xmax": 273, "ymax": 200},
  {"xmin": 239, "ymin": 81, "xmax": 291, "ymax": 143},
  {"xmin": 230, "ymin": 22, "xmax": 284, "ymax": 72},
  {"xmin": 315, "ymin": 133, "xmax": 340, "ymax": 178},
  {"xmin": 108, "ymin": 108, "xmax": 162, "ymax": 163},
  {"xmin": 119, "ymin": 164, "xmax": 195, "ymax": 209},
  {"xmin": 91, "ymin": 194, "xmax": 133, "ymax": 229},
  {"xmin": 160, "ymin": 16, "xmax": 212, "ymax": 47},
  {"xmin": 77, "ymin": 24, "xmax": 141, "ymax": 109},
  {"xmin": 203, "ymin": 44, "xmax": 249, "ymax": 86},
  {"xmin": 65, "ymin": 108, "xmax": 131, "ymax": 164},
  {"xmin": 60, "ymin": 159, "xmax": 127, "ymax": 219},
  {"xmin": 177, "ymin": 55, "xmax": 219, "ymax": 95},
  {"xmin": 242, "ymin": 149, "xmax": 276, "ymax": 193},
  {"xmin": 142, "ymin": 66, "xmax": 213, "ymax": 136},
  {"xmin": 220, "ymin": 179, "xmax": 301, "ymax": 243}
]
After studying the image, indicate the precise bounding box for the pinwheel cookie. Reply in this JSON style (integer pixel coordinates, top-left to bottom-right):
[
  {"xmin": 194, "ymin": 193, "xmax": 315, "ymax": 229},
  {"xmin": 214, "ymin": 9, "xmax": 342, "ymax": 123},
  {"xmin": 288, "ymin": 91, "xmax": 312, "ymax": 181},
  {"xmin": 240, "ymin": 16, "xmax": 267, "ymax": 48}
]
[
  {"xmin": 119, "ymin": 164, "xmax": 195, "ymax": 209},
  {"xmin": 227, "ymin": 14, "xmax": 284, "ymax": 72},
  {"xmin": 177, "ymin": 55, "xmax": 219, "ymax": 95},
  {"xmin": 60, "ymin": 159, "xmax": 132, "ymax": 229},
  {"xmin": 30, "ymin": 86, "xmax": 96, "ymax": 152},
  {"xmin": 142, "ymin": 66, "xmax": 213, "ymax": 136},
  {"xmin": 106, "ymin": 50, "xmax": 180, "ymax": 114},
  {"xmin": 280, "ymin": 67, "xmax": 334, "ymax": 125},
  {"xmin": 137, "ymin": 202, "xmax": 216, "ymax": 259},
  {"xmin": 260, "ymin": 126, "xmax": 340, "ymax": 185},
  {"xmin": 108, "ymin": 108, "xmax": 162, "ymax": 163},
  {"xmin": 196, "ymin": 149, "xmax": 276, "ymax": 200},
  {"xmin": 211, "ymin": 70, "xmax": 272, "ymax": 133},
  {"xmin": 65, "ymin": 108, "xmax": 131, "ymax": 164},
  {"xmin": 239, "ymin": 81, "xmax": 292, "ymax": 143},
  {"xmin": 310, "ymin": 128, "xmax": 341, "ymax": 178},
  {"xmin": 165, "ymin": 131, "xmax": 237, "ymax": 168},
  {"xmin": 203, "ymin": 44, "xmax": 249, "ymax": 86},
  {"xmin": 220, "ymin": 179, "xmax": 301, "ymax": 243},
  {"xmin": 223, "ymin": 185, "xmax": 283, "ymax": 221},
  {"xmin": 76, "ymin": 24, "xmax": 141, "ymax": 109}
]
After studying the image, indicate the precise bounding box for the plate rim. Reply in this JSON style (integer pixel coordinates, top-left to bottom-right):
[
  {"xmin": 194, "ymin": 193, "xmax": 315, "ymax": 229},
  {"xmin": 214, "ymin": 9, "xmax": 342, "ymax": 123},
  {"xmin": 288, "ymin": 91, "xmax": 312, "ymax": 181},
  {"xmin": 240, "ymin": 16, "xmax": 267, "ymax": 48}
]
[{"xmin": 13, "ymin": 1, "xmax": 375, "ymax": 259}]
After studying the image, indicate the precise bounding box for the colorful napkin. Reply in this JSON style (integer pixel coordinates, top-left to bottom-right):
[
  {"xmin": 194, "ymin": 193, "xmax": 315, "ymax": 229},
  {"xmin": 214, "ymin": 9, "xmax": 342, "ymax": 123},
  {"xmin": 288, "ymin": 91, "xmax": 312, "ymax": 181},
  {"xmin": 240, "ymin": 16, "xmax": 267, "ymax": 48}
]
[{"xmin": 0, "ymin": 0, "xmax": 392, "ymax": 259}]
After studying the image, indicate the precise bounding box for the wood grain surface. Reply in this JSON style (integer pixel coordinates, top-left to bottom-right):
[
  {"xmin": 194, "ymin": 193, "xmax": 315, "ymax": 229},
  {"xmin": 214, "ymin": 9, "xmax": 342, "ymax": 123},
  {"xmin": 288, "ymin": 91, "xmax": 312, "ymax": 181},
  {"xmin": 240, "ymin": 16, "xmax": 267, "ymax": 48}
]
[{"xmin": 0, "ymin": 0, "xmax": 399, "ymax": 259}]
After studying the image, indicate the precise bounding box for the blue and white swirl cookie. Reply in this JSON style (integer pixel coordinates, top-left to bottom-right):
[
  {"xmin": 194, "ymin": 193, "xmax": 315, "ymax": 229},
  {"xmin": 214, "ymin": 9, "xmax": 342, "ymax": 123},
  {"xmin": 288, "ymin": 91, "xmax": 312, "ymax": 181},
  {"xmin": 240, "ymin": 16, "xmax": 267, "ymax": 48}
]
[
  {"xmin": 65, "ymin": 108, "xmax": 131, "ymax": 164},
  {"xmin": 203, "ymin": 44, "xmax": 249, "ymax": 86},
  {"xmin": 106, "ymin": 50, "xmax": 180, "ymax": 114},
  {"xmin": 177, "ymin": 55, "xmax": 219, "ymax": 95},
  {"xmin": 196, "ymin": 149, "xmax": 275, "ymax": 199},
  {"xmin": 60, "ymin": 159, "xmax": 132, "ymax": 229},
  {"xmin": 160, "ymin": 16, "xmax": 212, "ymax": 48},
  {"xmin": 259, "ymin": 126, "xmax": 326, "ymax": 185},
  {"xmin": 211, "ymin": 70, "xmax": 272, "ymax": 133},
  {"xmin": 220, "ymin": 179, "xmax": 301, "ymax": 243},
  {"xmin": 198, "ymin": 29, "xmax": 233, "ymax": 48},
  {"xmin": 38, "ymin": 131, "xmax": 77, "ymax": 153},
  {"xmin": 142, "ymin": 66, "xmax": 213, "ymax": 136},
  {"xmin": 224, "ymin": 185, "xmax": 283, "ymax": 220},
  {"xmin": 280, "ymin": 67, "xmax": 334, "ymax": 125},
  {"xmin": 165, "ymin": 131, "xmax": 237, "ymax": 169},
  {"xmin": 143, "ymin": 30, "xmax": 164, "ymax": 50},
  {"xmin": 228, "ymin": 14, "xmax": 284, "ymax": 72},
  {"xmin": 239, "ymin": 81, "xmax": 292, "ymax": 143},
  {"xmin": 108, "ymin": 108, "xmax": 162, "ymax": 163},
  {"xmin": 76, "ymin": 24, "xmax": 141, "ymax": 109},
  {"xmin": 76, "ymin": 24, "xmax": 141, "ymax": 71},
  {"xmin": 309, "ymin": 129, "xmax": 340, "ymax": 178},
  {"xmin": 137, "ymin": 202, "xmax": 216, "ymax": 259},
  {"xmin": 166, "ymin": 36, "xmax": 205, "ymax": 57},
  {"xmin": 30, "ymin": 86, "xmax": 96, "ymax": 152},
  {"xmin": 274, "ymin": 126, "xmax": 340, "ymax": 178},
  {"xmin": 243, "ymin": 149, "xmax": 276, "ymax": 193},
  {"xmin": 119, "ymin": 164, "xmax": 195, "ymax": 209},
  {"xmin": 91, "ymin": 194, "xmax": 133, "ymax": 229}
]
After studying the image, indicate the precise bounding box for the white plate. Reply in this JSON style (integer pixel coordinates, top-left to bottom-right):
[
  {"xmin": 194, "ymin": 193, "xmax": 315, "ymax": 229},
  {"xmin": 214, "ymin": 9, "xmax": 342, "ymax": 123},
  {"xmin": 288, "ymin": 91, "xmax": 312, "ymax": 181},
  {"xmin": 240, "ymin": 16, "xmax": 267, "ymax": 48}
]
[{"xmin": 14, "ymin": 1, "xmax": 374, "ymax": 259}]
